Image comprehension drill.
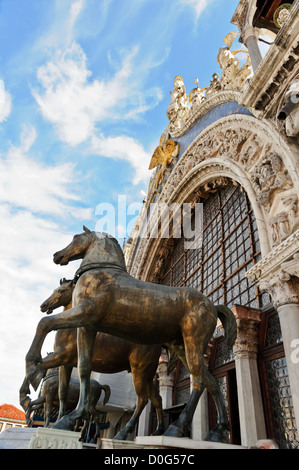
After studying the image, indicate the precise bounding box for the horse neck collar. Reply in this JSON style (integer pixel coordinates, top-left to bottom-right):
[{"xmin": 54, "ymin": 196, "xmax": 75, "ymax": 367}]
[{"xmin": 74, "ymin": 262, "xmax": 126, "ymax": 283}]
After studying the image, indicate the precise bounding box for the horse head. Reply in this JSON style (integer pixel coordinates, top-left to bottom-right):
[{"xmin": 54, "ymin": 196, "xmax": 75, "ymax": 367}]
[
  {"xmin": 40, "ymin": 279, "xmax": 74, "ymax": 314},
  {"xmin": 53, "ymin": 226, "xmax": 93, "ymax": 266},
  {"xmin": 53, "ymin": 226, "xmax": 127, "ymax": 271}
]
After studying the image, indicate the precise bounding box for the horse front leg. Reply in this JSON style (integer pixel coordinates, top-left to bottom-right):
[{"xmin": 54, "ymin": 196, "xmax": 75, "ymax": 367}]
[
  {"xmin": 26, "ymin": 304, "xmax": 87, "ymax": 390},
  {"xmin": 57, "ymin": 365, "xmax": 73, "ymax": 421},
  {"xmin": 19, "ymin": 377, "xmax": 31, "ymax": 412},
  {"xmin": 51, "ymin": 327, "xmax": 97, "ymax": 431}
]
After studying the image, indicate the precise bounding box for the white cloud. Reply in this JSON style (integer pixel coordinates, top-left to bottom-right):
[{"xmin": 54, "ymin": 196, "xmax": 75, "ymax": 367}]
[
  {"xmin": 179, "ymin": 0, "xmax": 209, "ymax": 19},
  {"xmin": 32, "ymin": 40, "xmax": 163, "ymax": 184},
  {"xmin": 0, "ymin": 204, "xmax": 78, "ymax": 408},
  {"xmin": 0, "ymin": 125, "xmax": 91, "ymax": 219},
  {"xmin": 91, "ymin": 134, "xmax": 151, "ymax": 185},
  {"xmin": 33, "ymin": 43, "xmax": 145, "ymax": 146},
  {"xmin": 0, "ymin": 80, "xmax": 12, "ymax": 122},
  {"xmin": 67, "ymin": 0, "xmax": 86, "ymax": 43},
  {"xmin": 0, "ymin": 126, "xmax": 92, "ymax": 408}
]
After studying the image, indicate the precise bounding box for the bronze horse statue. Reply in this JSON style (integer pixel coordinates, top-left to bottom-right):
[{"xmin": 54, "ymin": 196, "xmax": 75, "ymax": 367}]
[
  {"xmin": 20, "ymin": 367, "xmax": 110, "ymax": 443},
  {"xmin": 35, "ymin": 277, "xmax": 164, "ymax": 439},
  {"xmin": 26, "ymin": 226, "xmax": 237, "ymax": 441}
]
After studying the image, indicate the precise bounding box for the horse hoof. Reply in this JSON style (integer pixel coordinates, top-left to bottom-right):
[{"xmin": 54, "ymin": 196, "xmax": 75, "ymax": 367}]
[
  {"xmin": 27, "ymin": 368, "xmax": 45, "ymax": 391},
  {"xmin": 164, "ymin": 424, "xmax": 184, "ymax": 438},
  {"xmin": 52, "ymin": 416, "xmax": 75, "ymax": 431},
  {"xmin": 113, "ymin": 430, "xmax": 127, "ymax": 441},
  {"xmin": 204, "ymin": 425, "xmax": 228, "ymax": 443}
]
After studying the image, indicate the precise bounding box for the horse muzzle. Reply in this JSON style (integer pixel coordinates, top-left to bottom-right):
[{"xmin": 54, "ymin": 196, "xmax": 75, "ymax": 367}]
[
  {"xmin": 40, "ymin": 302, "xmax": 53, "ymax": 315},
  {"xmin": 53, "ymin": 251, "xmax": 69, "ymax": 265}
]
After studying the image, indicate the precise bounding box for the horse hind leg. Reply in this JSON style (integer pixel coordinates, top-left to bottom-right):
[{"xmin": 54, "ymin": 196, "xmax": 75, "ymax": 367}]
[
  {"xmin": 164, "ymin": 328, "xmax": 206, "ymax": 437},
  {"xmin": 147, "ymin": 383, "xmax": 164, "ymax": 436},
  {"xmin": 203, "ymin": 368, "xmax": 230, "ymax": 442}
]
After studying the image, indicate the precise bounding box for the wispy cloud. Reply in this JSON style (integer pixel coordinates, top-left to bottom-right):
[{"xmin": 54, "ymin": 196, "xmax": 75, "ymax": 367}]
[
  {"xmin": 33, "ymin": 41, "xmax": 163, "ymax": 147},
  {"xmin": 0, "ymin": 80, "xmax": 12, "ymax": 123},
  {"xmin": 67, "ymin": 0, "xmax": 86, "ymax": 43},
  {"xmin": 0, "ymin": 124, "xmax": 92, "ymax": 406},
  {"xmin": 0, "ymin": 124, "xmax": 91, "ymax": 219},
  {"xmin": 91, "ymin": 134, "xmax": 151, "ymax": 185},
  {"xmin": 179, "ymin": 0, "xmax": 209, "ymax": 20}
]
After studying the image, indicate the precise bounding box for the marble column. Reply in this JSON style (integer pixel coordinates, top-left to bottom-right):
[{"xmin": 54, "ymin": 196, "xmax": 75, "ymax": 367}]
[
  {"xmin": 191, "ymin": 341, "xmax": 213, "ymax": 440},
  {"xmin": 137, "ymin": 402, "xmax": 151, "ymax": 437},
  {"xmin": 259, "ymin": 266, "xmax": 299, "ymax": 430},
  {"xmin": 157, "ymin": 356, "xmax": 174, "ymax": 410},
  {"xmin": 241, "ymin": 25, "xmax": 263, "ymax": 72},
  {"xmin": 232, "ymin": 306, "xmax": 267, "ymax": 448}
]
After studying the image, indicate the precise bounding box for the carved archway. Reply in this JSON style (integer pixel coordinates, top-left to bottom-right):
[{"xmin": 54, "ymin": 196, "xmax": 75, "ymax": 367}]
[{"xmin": 128, "ymin": 113, "xmax": 298, "ymax": 283}]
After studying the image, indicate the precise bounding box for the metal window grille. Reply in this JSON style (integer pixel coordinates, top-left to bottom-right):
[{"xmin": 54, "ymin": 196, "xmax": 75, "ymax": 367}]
[{"xmin": 161, "ymin": 184, "xmax": 269, "ymax": 309}]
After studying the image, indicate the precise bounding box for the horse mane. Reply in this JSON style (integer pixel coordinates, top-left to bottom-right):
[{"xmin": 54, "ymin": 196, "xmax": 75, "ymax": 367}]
[{"xmin": 94, "ymin": 232, "xmax": 127, "ymax": 271}]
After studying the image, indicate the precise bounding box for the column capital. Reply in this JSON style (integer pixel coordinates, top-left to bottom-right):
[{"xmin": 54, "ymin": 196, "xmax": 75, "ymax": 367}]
[
  {"xmin": 240, "ymin": 25, "xmax": 260, "ymax": 43},
  {"xmin": 259, "ymin": 273, "xmax": 299, "ymax": 309},
  {"xmin": 232, "ymin": 306, "xmax": 261, "ymax": 359}
]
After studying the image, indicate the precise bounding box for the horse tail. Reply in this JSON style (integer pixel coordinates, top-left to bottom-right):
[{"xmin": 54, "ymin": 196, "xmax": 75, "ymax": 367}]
[
  {"xmin": 216, "ymin": 305, "xmax": 237, "ymax": 348},
  {"xmin": 163, "ymin": 344, "xmax": 179, "ymax": 375},
  {"xmin": 101, "ymin": 384, "xmax": 111, "ymax": 405}
]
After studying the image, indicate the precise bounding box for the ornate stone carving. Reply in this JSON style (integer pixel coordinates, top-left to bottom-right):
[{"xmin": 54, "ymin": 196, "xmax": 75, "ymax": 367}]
[
  {"xmin": 269, "ymin": 195, "xmax": 299, "ymax": 245},
  {"xmin": 231, "ymin": 306, "xmax": 261, "ymax": 360},
  {"xmin": 246, "ymin": 229, "xmax": 299, "ymax": 284},
  {"xmin": 250, "ymin": 153, "xmax": 293, "ymax": 211},
  {"xmin": 259, "ymin": 273, "xmax": 299, "ymax": 309},
  {"xmin": 216, "ymin": 31, "xmax": 252, "ymax": 92},
  {"xmin": 189, "ymin": 82, "xmax": 206, "ymax": 114},
  {"xmin": 28, "ymin": 428, "xmax": 83, "ymax": 449},
  {"xmin": 150, "ymin": 240, "xmax": 173, "ymax": 283},
  {"xmin": 278, "ymin": 78, "xmax": 299, "ymax": 137},
  {"xmin": 167, "ymin": 75, "xmax": 190, "ymax": 132},
  {"xmin": 273, "ymin": 3, "xmax": 292, "ymax": 29}
]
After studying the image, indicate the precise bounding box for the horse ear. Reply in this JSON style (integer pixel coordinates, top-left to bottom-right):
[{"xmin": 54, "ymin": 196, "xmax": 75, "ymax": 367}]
[
  {"xmin": 83, "ymin": 225, "xmax": 91, "ymax": 233},
  {"xmin": 60, "ymin": 278, "xmax": 66, "ymax": 285}
]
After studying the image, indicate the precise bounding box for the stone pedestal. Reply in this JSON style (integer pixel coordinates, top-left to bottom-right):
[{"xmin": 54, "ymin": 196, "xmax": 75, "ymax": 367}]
[
  {"xmin": 100, "ymin": 436, "xmax": 246, "ymax": 450},
  {"xmin": 28, "ymin": 427, "xmax": 83, "ymax": 449},
  {"xmin": 135, "ymin": 435, "xmax": 246, "ymax": 449}
]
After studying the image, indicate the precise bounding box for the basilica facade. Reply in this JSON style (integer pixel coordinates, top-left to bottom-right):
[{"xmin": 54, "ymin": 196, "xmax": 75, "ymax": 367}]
[{"xmin": 123, "ymin": 0, "xmax": 299, "ymax": 449}]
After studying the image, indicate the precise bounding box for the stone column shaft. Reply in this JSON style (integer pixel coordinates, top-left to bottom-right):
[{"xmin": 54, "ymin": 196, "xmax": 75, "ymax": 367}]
[
  {"xmin": 232, "ymin": 307, "xmax": 267, "ymax": 447},
  {"xmin": 241, "ymin": 26, "xmax": 263, "ymax": 72},
  {"xmin": 277, "ymin": 303, "xmax": 299, "ymax": 428}
]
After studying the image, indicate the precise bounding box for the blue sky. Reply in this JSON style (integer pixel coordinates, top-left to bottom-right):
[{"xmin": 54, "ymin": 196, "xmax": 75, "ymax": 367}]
[{"xmin": 0, "ymin": 0, "xmax": 243, "ymax": 409}]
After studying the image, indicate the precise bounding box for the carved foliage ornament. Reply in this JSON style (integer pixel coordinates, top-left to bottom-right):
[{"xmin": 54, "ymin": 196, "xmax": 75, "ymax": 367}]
[{"xmin": 273, "ymin": 3, "xmax": 292, "ymax": 28}]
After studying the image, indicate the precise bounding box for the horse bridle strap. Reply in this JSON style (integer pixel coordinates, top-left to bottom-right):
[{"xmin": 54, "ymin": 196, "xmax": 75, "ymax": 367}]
[{"xmin": 74, "ymin": 262, "xmax": 126, "ymax": 283}]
